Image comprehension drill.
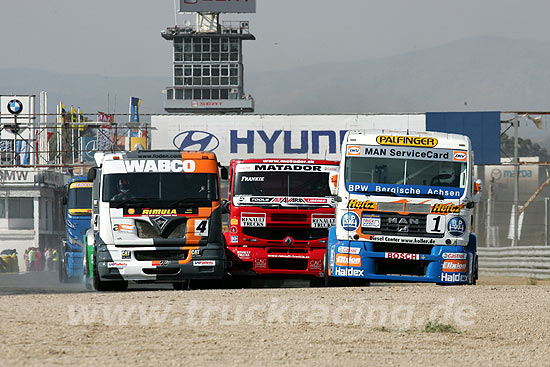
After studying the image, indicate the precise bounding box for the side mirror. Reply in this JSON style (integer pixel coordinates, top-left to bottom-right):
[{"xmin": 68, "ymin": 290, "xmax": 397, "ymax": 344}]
[
  {"xmin": 87, "ymin": 167, "xmax": 97, "ymax": 181},
  {"xmin": 473, "ymin": 178, "xmax": 483, "ymax": 203},
  {"xmin": 220, "ymin": 166, "xmax": 228, "ymax": 180},
  {"xmin": 328, "ymin": 172, "xmax": 339, "ymax": 196},
  {"xmin": 62, "ymin": 196, "xmax": 67, "ymax": 205},
  {"xmin": 221, "ymin": 199, "xmax": 231, "ymax": 214}
]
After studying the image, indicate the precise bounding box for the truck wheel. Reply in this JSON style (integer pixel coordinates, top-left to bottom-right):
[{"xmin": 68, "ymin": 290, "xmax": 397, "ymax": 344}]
[
  {"xmin": 189, "ymin": 278, "xmax": 224, "ymax": 290},
  {"xmin": 173, "ymin": 281, "xmax": 189, "ymax": 290},
  {"xmin": 349, "ymin": 278, "xmax": 370, "ymax": 287},
  {"xmin": 309, "ymin": 277, "xmax": 325, "ymax": 288},
  {"xmin": 92, "ymin": 260, "xmax": 127, "ymax": 291}
]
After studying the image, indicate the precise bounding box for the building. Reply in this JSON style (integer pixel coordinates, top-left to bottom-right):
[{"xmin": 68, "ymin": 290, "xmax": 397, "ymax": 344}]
[{"xmin": 161, "ymin": 4, "xmax": 256, "ymax": 113}]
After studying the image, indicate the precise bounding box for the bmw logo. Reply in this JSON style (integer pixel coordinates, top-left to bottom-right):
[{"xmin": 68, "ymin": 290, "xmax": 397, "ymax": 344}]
[
  {"xmin": 447, "ymin": 217, "xmax": 466, "ymax": 237},
  {"xmin": 173, "ymin": 130, "xmax": 220, "ymax": 152},
  {"xmin": 7, "ymin": 99, "xmax": 23, "ymax": 115},
  {"xmin": 341, "ymin": 212, "xmax": 360, "ymax": 232}
]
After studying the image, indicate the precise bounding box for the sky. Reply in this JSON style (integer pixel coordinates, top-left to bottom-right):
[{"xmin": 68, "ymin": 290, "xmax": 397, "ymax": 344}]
[{"xmin": 2, "ymin": 0, "xmax": 550, "ymax": 77}]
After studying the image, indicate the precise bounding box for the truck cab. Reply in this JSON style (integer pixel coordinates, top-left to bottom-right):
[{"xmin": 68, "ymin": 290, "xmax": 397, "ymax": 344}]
[
  {"xmin": 59, "ymin": 176, "xmax": 92, "ymax": 283},
  {"xmin": 326, "ymin": 130, "xmax": 481, "ymax": 285},
  {"xmin": 224, "ymin": 159, "xmax": 339, "ymax": 284},
  {"xmin": 86, "ymin": 150, "xmax": 227, "ymax": 291}
]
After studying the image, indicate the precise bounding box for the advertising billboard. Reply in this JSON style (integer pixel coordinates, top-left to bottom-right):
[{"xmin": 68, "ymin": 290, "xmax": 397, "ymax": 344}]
[
  {"xmin": 179, "ymin": 0, "xmax": 256, "ymax": 13},
  {"xmin": 0, "ymin": 95, "xmax": 35, "ymax": 125},
  {"xmin": 151, "ymin": 114, "xmax": 426, "ymax": 166}
]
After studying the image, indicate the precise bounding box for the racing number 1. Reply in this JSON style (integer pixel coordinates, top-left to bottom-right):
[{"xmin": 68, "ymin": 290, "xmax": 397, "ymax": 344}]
[
  {"xmin": 426, "ymin": 214, "xmax": 444, "ymax": 234},
  {"xmin": 194, "ymin": 219, "xmax": 209, "ymax": 236}
]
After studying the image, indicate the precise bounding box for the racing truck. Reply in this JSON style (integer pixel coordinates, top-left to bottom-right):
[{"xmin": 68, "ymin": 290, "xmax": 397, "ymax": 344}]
[
  {"xmin": 223, "ymin": 159, "xmax": 339, "ymax": 286},
  {"xmin": 85, "ymin": 150, "xmax": 227, "ymax": 291},
  {"xmin": 326, "ymin": 130, "xmax": 482, "ymax": 285},
  {"xmin": 59, "ymin": 176, "xmax": 92, "ymax": 283}
]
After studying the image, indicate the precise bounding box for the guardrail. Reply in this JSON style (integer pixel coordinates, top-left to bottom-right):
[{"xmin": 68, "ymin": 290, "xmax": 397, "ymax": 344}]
[{"xmin": 478, "ymin": 246, "xmax": 550, "ymax": 279}]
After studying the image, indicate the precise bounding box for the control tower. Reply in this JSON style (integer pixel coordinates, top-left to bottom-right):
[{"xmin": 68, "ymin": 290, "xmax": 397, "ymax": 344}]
[{"xmin": 161, "ymin": 0, "xmax": 256, "ymax": 113}]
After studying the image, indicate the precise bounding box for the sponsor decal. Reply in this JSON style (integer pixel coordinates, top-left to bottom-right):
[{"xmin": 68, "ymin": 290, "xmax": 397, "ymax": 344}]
[
  {"xmin": 341, "ymin": 212, "xmax": 360, "ymax": 231},
  {"xmin": 241, "ymin": 213, "xmax": 266, "ymax": 227},
  {"xmin": 241, "ymin": 176, "xmax": 265, "ymax": 182},
  {"xmin": 442, "ymin": 252, "xmax": 467, "ymax": 260},
  {"xmin": 362, "ymin": 214, "xmax": 381, "ymax": 228},
  {"xmin": 230, "ymin": 218, "xmax": 239, "ymax": 225},
  {"xmin": 310, "ymin": 259, "xmax": 323, "ymax": 271},
  {"xmin": 385, "ymin": 252, "xmax": 420, "ymax": 260},
  {"xmin": 70, "ymin": 182, "xmax": 93, "ymax": 189},
  {"xmin": 7, "ymin": 99, "xmax": 23, "ymax": 115},
  {"xmin": 107, "ymin": 262, "xmax": 127, "ymax": 269},
  {"xmin": 442, "ymin": 260, "xmax": 468, "ymax": 272},
  {"xmin": 368, "ymin": 235, "xmax": 437, "ymax": 245},
  {"xmin": 254, "ymin": 258, "xmax": 267, "ymax": 269},
  {"xmin": 337, "ymin": 246, "xmax": 361, "ymax": 255},
  {"xmin": 230, "ymin": 235, "xmax": 239, "ymax": 243},
  {"xmin": 191, "ymin": 249, "xmax": 201, "ymax": 258},
  {"xmin": 376, "ymin": 135, "xmax": 438, "ymax": 148},
  {"xmin": 335, "ymin": 254, "xmax": 361, "ymax": 267},
  {"xmin": 152, "ymin": 260, "xmax": 170, "ymax": 267},
  {"xmin": 453, "ymin": 151, "xmax": 467, "ymax": 161},
  {"xmin": 356, "ymin": 146, "xmax": 454, "ymax": 161},
  {"xmin": 268, "ymin": 254, "xmax": 309, "ymax": 259},
  {"xmin": 249, "ymin": 197, "xmax": 273, "ymax": 203},
  {"xmin": 440, "ymin": 273, "xmax": 468, "ymax": 282},
  {"xmin": 124, "ymin": 208, "xmax": 196, "ymax": 217},
  {"xmin": 334, "ymin": 267, "xmax": 364, "ymax": 277},
  {"xmin": 311, "ymin": 215, "xmax": 335, "ymax": 228},
  {"xmin": 254, "ymin": 164, "xmax": 322, "ymax": 171},
  {"xmin": 193, "ymin": 260, "xmax": 215, "ymax": 267},
  {"xmin": 112, "ymin": 223, "xmax": 134, "ymax": 232},
  {"xmin": 347, "ymin": 182, "xmax": 464, "ymax": 199},
  {"xmin": 230, "ymin": 226, "xmax": 238, "ymax": 234},
  {"xmin": 121, "ymin": 250, "xmax": 131, "ymax": 260},
  {"xmin": 347, "ymin": 199, "xmax": 376, "ymax": 210},
  {"xmin": 236, "ymin": 250, "xmax": 250, "ymax": 259},
  {"xmin": 347, "ymin": 145, "xmax": 362, "ymax": 156},
  {"xmin": 447, "ymin": 217, "xmax": 466, "ymax": 237},
  {"xmin": 431, "ymin": 203, "xmax": 461, "ymax": 214},
  {"xmin": 124, "ymin": 159, "xmax": 196, "ymax": 173}
]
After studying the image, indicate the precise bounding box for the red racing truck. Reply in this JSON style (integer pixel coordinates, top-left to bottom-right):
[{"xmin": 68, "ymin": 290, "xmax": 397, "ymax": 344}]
[{"xmin": 223, "ymin": 159, "xmax": 339, "ymax": 286}]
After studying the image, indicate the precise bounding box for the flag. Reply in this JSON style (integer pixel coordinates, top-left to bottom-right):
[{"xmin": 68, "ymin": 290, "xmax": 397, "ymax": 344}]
[
  {"xmin": 129, "ymin": 97, "xmax": 141, "ymax": 123},
  {"xmin": 61, "ymin": 102, "xmax": 67, "ymax": 123}
]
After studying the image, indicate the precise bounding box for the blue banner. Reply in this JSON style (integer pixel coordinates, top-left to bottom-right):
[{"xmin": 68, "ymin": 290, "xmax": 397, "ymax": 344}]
[
  {"xmin": 130, "ymin": 97, "xmax": 141, "ymax": 123},
  {"xmin": 346, "ymin": 182, "xmax": 465, "ymax": 199}
]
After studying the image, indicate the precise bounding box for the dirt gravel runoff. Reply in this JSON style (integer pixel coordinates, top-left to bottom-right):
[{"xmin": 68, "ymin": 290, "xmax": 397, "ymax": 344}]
[{"xmin": 1, "ymin": 275, "xmax": 550, "ymax": 367}]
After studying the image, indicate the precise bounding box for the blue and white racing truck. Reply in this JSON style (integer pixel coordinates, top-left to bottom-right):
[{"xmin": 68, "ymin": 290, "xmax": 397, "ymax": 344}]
[
  {"xmin": 59, "ymin": 176, "xmax": 92, "ymax": 283},
  {"xmin": 326, "ymin": 130, "xmax": 482, "ymax": 285}
]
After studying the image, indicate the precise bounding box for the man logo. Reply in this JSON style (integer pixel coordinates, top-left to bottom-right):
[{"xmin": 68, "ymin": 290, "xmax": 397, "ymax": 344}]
[
  {"xmin": 7, "ymin": 99, "xmax": 23, "ymax": 115},
  {"xmin": 173, "ymin": 130, "xmax": 220, "ymax": 152}
]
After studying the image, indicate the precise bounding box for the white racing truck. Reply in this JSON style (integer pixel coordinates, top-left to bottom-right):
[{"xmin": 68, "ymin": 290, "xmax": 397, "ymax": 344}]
[
  {"xmin": 326, "ymin": 130, "xmax": 482, "ymax": 285},
  {"xmin": 85, "ymin": 150, "xmax": 227, "ymax": 291}
]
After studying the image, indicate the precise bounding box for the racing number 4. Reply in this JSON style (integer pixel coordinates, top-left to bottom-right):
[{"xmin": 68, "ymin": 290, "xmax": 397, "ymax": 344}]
[
  {"xmin": 194, "ymin": 219, "xmax": 209, "ymax": 236},
  {"xmin": 426, "ymin": 214, "xmax": 445, "ymax": 234}
]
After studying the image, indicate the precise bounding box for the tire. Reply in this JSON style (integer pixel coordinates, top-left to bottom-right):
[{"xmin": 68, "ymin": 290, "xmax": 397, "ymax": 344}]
[
  {"xmin": 173, "ymin": 281, "xmax": 189, "ymax": 291},
  {"xmin": 323, "ymin": 251, "xmax": 347, "ymax": 287},
  {"xmin": 92, "ymin": 254, "xmax": 128, "ymax": 292},
  {"xmin": 189, "ymin": 278, "xmax": 224, "ymax": 290}
]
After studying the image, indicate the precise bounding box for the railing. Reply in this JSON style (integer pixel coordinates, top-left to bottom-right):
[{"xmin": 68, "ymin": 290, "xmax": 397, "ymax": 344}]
[{"xmin": 478, "ymin": 246, "xmax": 550, "ymax": 279}]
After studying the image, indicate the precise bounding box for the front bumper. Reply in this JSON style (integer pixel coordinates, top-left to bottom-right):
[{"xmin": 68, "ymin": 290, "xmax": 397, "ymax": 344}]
[
  {"xmin": 227, "ymin": 246, "xmax": 325, "ymax": 278},
  {"xmin": 327, "ymin": 240, "xmax": 475, "ymax": 285},
  {"xmin": 96, "ymin": 244, "xmax": 225, "ymax": 282}
]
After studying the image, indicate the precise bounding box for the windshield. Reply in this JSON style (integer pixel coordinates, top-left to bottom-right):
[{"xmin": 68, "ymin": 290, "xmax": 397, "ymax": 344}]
[
  {"xmin": 345, "ymin": 154, "xmax": 467, "ymax": 199},
  {"xmin": 67, "ymin": 187, "xmax": 92, "ymax": 215},
  {"xmin": 234, "ymin": 171, "xmax": 331, "ymax": 197},
  {"xmin": 102, "ymin": 173, "xmax": 219, "ymax": 205}
]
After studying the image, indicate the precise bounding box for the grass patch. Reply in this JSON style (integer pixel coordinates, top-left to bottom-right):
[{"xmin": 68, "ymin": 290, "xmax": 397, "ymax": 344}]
[
  {"xmin": 527, "ymin": 277, "xmax": 538, "ymax": 285},
  {"xmin": 424, "ymin": 320, "xmax": 460, "ymax": 334}
]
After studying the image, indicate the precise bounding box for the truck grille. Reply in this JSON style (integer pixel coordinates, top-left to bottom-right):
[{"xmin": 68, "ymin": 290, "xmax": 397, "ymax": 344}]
[
  {"xmin": 375, "ymin": 258, "xmax": 429, "ymax": 277},
  {"xmin": 361, "ymin": 213, "xmax": 443, "ymax": 238},
  {"xmin": 268, "ymin": 258, "xmax": 308, "ymax": 270},
  {"xmin": 371, "ymin": 242, "xmax": 433, "ymax": 255},
  {"xmin": 135, "ymin": 220, "xmax": 187, "ymax": 239},
  {"xmin": 270, "ymin": 213, "xmax": 308, "ymax": 222},
  {"xmin": 242, "ymin": 227, "xmax": 328, "ymax": 241}
]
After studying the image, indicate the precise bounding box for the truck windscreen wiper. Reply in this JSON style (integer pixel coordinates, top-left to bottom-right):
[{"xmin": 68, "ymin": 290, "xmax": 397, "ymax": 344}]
[
  {"xmin": 406, "ymin": 193, "xmax": 446, "ymax": 200},
  {"xmin": 166, "ymin": 199, "xmax": 209, "ymax": 207},
  {"xmin": 109, "ymin": 198, "xmax": 152, "ymax": 207},
  {"xmin": 353, "ymin": 190, "xmax": 399, "ymax": 197}
]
